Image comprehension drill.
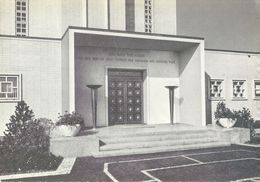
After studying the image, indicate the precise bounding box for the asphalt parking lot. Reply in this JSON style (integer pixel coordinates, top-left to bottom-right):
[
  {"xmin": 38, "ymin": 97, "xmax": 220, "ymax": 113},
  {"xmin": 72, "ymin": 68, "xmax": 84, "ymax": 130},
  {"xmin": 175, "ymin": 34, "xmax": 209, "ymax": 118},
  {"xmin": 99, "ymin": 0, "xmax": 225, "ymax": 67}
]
[{"xmin": 9, "ymin": 145, "xmax": 260, "ymax": 182}]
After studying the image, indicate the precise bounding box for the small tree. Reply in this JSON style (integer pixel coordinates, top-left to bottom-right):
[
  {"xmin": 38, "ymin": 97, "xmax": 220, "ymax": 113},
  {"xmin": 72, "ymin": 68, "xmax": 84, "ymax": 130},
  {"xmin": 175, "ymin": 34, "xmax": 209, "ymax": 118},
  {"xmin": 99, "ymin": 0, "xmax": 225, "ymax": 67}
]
[
  {"xmin": 0, "ymin": 101, "xmax": 62, "ymax": 174},
  {"xmin": 5, "ymin": 100, "xmax": 34, "ymax": 137}
]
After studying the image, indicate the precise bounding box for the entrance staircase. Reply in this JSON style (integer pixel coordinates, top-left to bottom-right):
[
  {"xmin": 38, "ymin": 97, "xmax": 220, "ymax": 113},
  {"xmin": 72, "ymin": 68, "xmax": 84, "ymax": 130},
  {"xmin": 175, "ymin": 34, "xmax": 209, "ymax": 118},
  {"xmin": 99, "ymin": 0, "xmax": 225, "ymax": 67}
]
[{"xmin": 94, "ymin": 125, "xmax": 230, "ymax": 157}]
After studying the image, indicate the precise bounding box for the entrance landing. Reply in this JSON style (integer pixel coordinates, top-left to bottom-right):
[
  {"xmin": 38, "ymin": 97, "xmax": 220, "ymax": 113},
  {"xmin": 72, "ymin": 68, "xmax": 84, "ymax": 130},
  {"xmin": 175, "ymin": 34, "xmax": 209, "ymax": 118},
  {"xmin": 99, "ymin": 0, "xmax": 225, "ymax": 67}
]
[
  {"xmin": 92, "ymin": 123, "xmax": 204, "ymax": 137},
  {"xmin": 50, "ymin": 124, "xmax": 250, "ymax": 158}
]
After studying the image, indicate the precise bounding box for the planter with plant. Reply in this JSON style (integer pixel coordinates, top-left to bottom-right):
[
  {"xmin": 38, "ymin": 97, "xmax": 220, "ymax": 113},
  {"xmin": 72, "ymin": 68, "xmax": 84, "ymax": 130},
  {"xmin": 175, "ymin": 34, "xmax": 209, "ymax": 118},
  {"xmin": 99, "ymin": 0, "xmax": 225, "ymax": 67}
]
[
  {"xmin": 214, "ymin": 102, "xmax": 237, "ymax": 128},
  {"xmin": 51, "ymin": 111, "xmax": 84, "ymax": 137}
]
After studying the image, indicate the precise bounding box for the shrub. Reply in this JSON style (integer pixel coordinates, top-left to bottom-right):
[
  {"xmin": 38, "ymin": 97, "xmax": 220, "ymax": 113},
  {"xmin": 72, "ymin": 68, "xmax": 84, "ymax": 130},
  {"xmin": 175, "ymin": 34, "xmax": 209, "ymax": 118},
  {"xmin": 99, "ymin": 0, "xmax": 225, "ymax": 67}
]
[
  {"xmin": 0, "ymin": 101, "xmax": 62, "ymax": 174},
  {"xmin": 234, "ymin": 108, "xmax": 255, "ymax": 140},
  {"xmin": 56, "ymin": 111, "xmax": 84, "ymax": 126}
]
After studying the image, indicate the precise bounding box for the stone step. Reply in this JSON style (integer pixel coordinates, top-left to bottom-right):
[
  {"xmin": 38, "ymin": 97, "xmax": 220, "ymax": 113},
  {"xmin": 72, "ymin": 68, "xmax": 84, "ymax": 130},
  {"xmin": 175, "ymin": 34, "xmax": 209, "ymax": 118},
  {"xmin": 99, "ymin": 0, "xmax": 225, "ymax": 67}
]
[
  {"xmin": 100, "ymin": 137, "xmax": 219, "ymax": 151},
  {"xmin": 100, "ymin": 131, "xmax": 216, "ymax": 144},
  {"xmin": 98, "ymin": 129, "xmax": 215, "ymax": 139},
  {"xmin": 94, "ymin": 142, "xmax": 231, "ymax": 158}
]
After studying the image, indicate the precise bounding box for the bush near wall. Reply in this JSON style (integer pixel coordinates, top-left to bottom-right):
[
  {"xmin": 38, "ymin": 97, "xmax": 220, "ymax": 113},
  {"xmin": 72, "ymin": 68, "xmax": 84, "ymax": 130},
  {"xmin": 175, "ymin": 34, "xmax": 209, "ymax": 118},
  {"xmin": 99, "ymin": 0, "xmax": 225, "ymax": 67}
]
[
  {"xmin": 215, "ymin": 102, "xmax": 256, "ymax": 141},
  {"xmin": 0, "ymin": 101, "xmax": 62, "ymax": 174}
]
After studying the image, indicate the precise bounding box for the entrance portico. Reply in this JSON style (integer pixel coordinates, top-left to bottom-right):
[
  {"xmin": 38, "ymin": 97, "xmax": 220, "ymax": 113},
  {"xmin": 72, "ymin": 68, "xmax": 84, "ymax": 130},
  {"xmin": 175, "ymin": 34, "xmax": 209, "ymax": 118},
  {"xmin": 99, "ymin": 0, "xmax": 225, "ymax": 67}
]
[{"xmin": 61, "ymin": 27, "xmax": 206, "ymax": 128}]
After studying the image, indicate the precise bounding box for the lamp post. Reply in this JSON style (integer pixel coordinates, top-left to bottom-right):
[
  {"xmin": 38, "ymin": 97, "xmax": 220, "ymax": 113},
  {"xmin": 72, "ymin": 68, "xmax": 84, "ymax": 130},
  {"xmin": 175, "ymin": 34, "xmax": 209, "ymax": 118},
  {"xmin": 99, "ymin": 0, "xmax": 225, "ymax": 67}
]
[
  {"xmin": 165, "ymin": 86, "xmax": 178, "ymax": 125},
  {"xmin": 86, "ymin": 85, "xmax": 102, "ymax": 130}
]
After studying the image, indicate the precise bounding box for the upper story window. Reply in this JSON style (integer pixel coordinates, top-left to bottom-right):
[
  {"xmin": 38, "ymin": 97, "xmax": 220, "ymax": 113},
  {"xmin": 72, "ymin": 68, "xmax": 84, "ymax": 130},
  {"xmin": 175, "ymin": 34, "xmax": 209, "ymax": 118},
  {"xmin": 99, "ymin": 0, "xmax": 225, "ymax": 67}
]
[
  {"xmin": 0, "ymin": 74, "xmax": 21, "ymax": 102},
  {"xmin": 232, "ymin": 80, "xmax": 246, "ymax": 99},
  {"xmin": 16, "ymin": 0, "xmax": 28, "ymax": 36},
  {"xmin": 209, "ymin": 79, "xmax": 224, "ymax": 100},
  {"xmin": 144, "ymin": 0, "xmax": 153, "ymax": 33},
  {"xmin": 254, "ymin": 80, "xmax": 260, "ymax": 98},
  {"xmin": 125, "ymin": 0, "xmax": 135, "ymax": 32}
]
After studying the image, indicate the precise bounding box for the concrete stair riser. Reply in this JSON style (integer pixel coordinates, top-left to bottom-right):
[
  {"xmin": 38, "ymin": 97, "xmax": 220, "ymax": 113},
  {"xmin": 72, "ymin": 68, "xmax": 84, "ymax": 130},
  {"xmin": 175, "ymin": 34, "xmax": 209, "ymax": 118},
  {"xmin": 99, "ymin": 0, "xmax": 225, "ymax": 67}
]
[
  {"xmin": 100, "ymin": 132, "xmax": 216, "ymax": 144},
  {"xmin": 97, "ymin": 129, "xmax": 215, "ymax": 138},
  {"xmin": 100, "ymin": 137, "xmax": 219, "ymax": 151},
  {"xmin": 95, "ymin": 142, "xmax": 231, "ymax": 158}
]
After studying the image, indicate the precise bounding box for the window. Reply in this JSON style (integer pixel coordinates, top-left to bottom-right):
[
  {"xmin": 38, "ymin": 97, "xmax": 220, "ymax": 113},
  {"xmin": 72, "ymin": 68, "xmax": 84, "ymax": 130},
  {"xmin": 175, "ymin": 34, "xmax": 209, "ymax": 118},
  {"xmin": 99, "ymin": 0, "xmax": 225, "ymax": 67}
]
[
  {"xmin": 232, "ymin": 80, "xmax": 246, "ymax": 99},
  {"xmin": 16, "ymin": 0, "xmax": 28, "ymax": 36},
  {"xmin": 254, "ymin": 80, "xmax": 260, "ymax": 98},
  {"xmin": 144, "ymin": 0, "xmax": 153, "ymax": 33},
  {"xmin": 0, "ymin": 75, "xmax": 21, "ymax": 102},
  {"xmin": 209, "ymin": 79, "xmax": 224, "ymax": 99},
  {"xmin": 125, "ymin": 0, "xmax": 135, "ymax": 31}
]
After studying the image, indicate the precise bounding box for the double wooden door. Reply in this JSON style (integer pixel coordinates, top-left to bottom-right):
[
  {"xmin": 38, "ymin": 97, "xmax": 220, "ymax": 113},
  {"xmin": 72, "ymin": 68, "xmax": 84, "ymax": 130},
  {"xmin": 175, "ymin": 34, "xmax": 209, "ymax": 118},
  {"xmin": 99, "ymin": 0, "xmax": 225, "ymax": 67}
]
[{"xmin": 108, "ymin": 70, "xmax": 143, "ymax": 125}]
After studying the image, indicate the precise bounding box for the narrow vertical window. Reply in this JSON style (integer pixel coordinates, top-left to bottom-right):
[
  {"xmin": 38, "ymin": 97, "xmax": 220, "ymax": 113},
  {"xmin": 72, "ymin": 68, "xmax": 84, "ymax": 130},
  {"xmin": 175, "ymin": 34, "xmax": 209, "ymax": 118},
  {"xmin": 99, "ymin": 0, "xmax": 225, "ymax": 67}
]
[
  {"xmin": 125, "ymin": 0, "xmax": 135, "ymax": 31},
  {"xmin": 144, "ymin": 0, "xmax": 153, "ymax": 33},
  {"xmin": 16, "ymin": 0, "xmax": 28, "ymax": 36}
]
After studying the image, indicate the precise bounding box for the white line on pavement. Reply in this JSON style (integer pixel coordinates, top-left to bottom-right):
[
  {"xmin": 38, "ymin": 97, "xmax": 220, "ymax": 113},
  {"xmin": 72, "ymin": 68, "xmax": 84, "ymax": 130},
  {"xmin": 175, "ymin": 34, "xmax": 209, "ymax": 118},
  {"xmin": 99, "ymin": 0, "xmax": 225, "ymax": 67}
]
[
  {"xmin": 106, "ymin": 149, "xmax": 251, "ymax": 165},
  {"xmin": 144, "ymin": 157, "xmax": 260, "ymax": 172},
  {"xmin": 103, "ymin": 163, "xmax": 119, "ymax": 182},
  {"xmin": 103, "ymin": 149, "xmax": 258, "ymax": 182},
  {"xmin": 182, "ymin": 155, "xmax": 203, "ymax": 164},
  {"xmin": 141, "ymin": 170, "xmax": 162, "ymax": 182}
]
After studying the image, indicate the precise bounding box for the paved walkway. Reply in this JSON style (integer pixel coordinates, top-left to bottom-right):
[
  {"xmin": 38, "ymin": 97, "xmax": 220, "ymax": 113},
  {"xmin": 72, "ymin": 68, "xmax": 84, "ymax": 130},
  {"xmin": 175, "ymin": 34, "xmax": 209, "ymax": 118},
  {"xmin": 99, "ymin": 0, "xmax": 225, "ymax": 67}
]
[{"xmin": 8, "ymin": 145, "xmax": 260, "ymax": 182}]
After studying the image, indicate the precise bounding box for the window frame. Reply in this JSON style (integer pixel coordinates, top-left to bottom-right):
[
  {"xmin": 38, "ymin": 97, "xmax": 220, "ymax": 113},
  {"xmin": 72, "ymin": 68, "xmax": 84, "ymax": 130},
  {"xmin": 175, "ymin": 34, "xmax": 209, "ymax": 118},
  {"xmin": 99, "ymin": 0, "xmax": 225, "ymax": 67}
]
[
  {"xmin": 15, "ymin": 0, "xmax": 28, "ymax": 37},
  {"xmin": 208, "ymin": 78, "xmax": 225, "ymax": 101},
  {"xmin": 144, "ymin": 0, "xmax": 153, "ymax": 33},
  {"xmin": 232, "ymin": 79, "xmax": 247, "ymax": 100},
  {"xmin": 0, "ymin": 74, "xmax": 22, "ymax": 102},
  {"xmin": 254, "ymin": 80, "xmax": 260, "ymax": 99}
]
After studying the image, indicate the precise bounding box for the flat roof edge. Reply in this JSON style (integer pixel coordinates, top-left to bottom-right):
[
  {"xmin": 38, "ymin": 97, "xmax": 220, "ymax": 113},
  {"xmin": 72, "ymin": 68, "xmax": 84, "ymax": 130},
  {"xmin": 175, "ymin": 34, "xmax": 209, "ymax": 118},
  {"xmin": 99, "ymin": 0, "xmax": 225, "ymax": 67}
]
[
  {"xmin": 68, "ymin": 26, "xmax": 205, "ymax": 41},
  {"xmin": 206, "ymin": 48, "xmax": 260, "ymax": 55},
  {"xmin": 0, "ymin": 34, "xmax": 61, "ymax": 41}
]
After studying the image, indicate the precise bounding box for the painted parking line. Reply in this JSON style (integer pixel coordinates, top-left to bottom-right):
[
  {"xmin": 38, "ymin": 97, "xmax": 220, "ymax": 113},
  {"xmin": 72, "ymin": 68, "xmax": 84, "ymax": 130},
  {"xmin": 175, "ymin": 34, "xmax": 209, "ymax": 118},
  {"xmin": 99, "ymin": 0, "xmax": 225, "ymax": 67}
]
[
  {"xmin": 103, "ymin": 149, "xmax": 259, "ymax": 182},
  {"xmin": 106, "ymin": 156, "xmax": 196, "ymax": 181},
  {"xmin": 144, "ymin": 158, "xmax": 260, "ymax": 182},
  {"xmin": 181, "ymin": 155, "xmax": 203, "ymax": 164},
  {"xmin": 144, "ymin": 157, "xmax": 260, "ymax": 172}
]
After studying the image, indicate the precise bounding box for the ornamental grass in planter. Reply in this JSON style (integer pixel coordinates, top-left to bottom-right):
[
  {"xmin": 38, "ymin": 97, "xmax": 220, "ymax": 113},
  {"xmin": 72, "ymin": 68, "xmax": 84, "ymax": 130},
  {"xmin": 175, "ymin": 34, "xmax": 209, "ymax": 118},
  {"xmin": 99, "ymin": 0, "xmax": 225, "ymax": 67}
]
[{"xmin": 51, "ymin": 111, "xmax": 84, "ymax": 137}]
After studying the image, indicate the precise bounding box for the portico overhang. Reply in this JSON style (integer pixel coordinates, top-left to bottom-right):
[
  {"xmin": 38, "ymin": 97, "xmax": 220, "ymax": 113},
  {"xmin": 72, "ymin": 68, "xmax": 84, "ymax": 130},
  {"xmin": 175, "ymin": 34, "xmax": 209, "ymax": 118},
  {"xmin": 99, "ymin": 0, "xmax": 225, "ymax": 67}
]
[{"xmin": 61, "ymin": 27, "xmax": 206, "ymax": 126}]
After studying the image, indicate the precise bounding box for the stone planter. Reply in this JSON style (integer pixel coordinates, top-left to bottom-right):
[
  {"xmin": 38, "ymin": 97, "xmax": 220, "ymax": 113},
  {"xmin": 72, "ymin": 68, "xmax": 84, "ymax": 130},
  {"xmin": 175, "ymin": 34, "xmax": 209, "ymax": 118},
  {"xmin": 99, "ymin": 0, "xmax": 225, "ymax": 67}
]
[
  {"xmin": 50, "ymin": 124, "xmax": 81, "ymax": 137},
  {"xmin": 219, "ymin": 118, "xmax": 237, "ymax": 128}
]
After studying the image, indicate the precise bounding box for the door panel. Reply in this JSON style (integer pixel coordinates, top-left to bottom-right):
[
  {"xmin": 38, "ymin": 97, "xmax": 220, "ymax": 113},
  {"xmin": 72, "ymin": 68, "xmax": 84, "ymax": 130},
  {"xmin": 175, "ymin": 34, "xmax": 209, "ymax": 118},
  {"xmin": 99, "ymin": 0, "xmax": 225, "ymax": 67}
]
[{"xmin": 108, "ymin": 70, "xmax": 143, "ymax": 125}]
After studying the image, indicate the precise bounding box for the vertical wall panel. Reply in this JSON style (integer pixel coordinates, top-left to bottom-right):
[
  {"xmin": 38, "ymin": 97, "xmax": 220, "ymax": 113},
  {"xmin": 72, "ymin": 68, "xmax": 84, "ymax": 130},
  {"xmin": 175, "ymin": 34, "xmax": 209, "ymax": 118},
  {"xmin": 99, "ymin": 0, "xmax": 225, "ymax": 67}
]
[
  {"xmin": 179, "ymin": 45, "xmax": 205, "ymax": 126},
  {"xmin": 88, "ymin": 0, "xmax": 108, "ymax": 29},
  {"xmin": 153, "ymin": 0, "xmax": 176, "ymax": 35},
  {"xmin": 0, "ymin": 0, "xmax": 15, "ymax": 35},
  {"xmin": 110, "ymin": 0, "xmax": 125, "ymax": 30},
  {"xmin": 29, "ymin": 0, "xmax": 62, "ymax": 38},
  {"xmin": 62, "ymin": 0, "xmax": 85, "ymax": 34},
  {"xmin": 135, "ymin": 0, "xmax": 145, "ymax": 32}
]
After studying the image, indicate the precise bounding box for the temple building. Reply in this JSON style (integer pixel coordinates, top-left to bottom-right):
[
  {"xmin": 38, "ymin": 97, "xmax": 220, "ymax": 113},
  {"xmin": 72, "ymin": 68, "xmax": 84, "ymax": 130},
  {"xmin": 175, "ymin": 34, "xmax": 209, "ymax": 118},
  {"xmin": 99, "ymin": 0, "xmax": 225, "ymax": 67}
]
[{"xmin": 0, "ymin": 0, "xmax": 259, "ymax": 134}]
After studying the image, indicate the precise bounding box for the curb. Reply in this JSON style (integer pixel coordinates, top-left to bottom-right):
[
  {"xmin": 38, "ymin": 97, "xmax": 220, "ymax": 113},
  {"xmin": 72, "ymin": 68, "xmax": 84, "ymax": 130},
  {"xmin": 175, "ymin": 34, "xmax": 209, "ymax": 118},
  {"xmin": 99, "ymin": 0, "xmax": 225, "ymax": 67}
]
[
  {"xmin": 0, "ymin": 157, "xmax": 76, "ymax": 181},
  {"xmin": 235, "ymin": 143, "xmax": 260, "ymax": 148}
]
